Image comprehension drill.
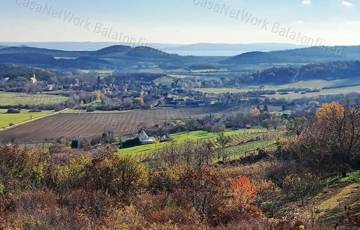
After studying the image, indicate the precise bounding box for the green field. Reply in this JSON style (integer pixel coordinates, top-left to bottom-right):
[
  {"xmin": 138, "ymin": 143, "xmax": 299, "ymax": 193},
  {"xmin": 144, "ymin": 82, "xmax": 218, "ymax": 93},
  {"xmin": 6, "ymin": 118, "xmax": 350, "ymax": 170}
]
[
  {"xmin": 0, "ymin": 91, "xmax": 67, "ymax": 106},
  {"xmin": 194, "ymin": 79, "xmax": 360, "ymax": 98},
  {"xmin": 0, "ymin": 110, "xmax": 53, "ymax": 129},
  {"xmin": 118, "ymin": 129, "xmax": 272, "ymax": 157},
  {"xmin": 226, "ymin": 139, "xmax": 277, "ymax": 160}
]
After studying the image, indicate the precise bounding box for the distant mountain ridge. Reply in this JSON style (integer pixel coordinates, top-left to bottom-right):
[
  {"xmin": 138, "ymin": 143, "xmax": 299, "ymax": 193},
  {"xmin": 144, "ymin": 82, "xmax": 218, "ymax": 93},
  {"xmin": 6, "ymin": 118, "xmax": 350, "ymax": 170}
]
[
  {"xmin": 0, "ymin": 42, "xmax": 305, "ymax": 55},
  {"xmin": 0, "ymin": 45, "xmax": 181, "ymax": 69},
  {"xmin": 1, "ymin": 44, "xmax": 360, "ymax": 70},
  {"xmin": 223, "ymin": 46, "xmax": 360, "ymax": 64},
  {"xmin": 161, "ymin": 43, "xmax": 306, "ymax": 56}
]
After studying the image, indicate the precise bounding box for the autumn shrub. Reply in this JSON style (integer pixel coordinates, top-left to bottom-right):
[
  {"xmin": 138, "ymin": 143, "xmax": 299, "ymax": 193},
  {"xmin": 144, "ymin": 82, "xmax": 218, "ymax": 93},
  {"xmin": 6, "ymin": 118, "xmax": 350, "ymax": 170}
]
[
  {"xmin": 59, "ymin": 189, "xmax": 113, "ymax": 221},
  {"xmin": 282, "ymin": 172, "xmax": 323, "ymax": 205},
  {"xmin": 4, "ymin": 191, "xmax": 65, "ymax": 230},
  {"xmin": 134, "ymin": 193, "xmax": 169, "ymax": 218},
  {"xmin": 86, "ymin": 155, "xmax": 148, "ymax": 202},
  {"xmin": 284, "ymin": 103, "xmax": 360, "ymax": 175},
  {"xmin": 4, "ymin": 190, "xmax": 109, "ymax": 229},
  {"xmin": 0, "ymin": 145, "xmax": 50, "ymax": 191},
  {"xmin": 253, "ymin": 179, "xmax": 283, "ymax": 217},
  {"xmin": 220, "ymin": 176, "xmax": 263, "ymax": 225},
  {"xmin": 9, "ymin": 191, "xmax": 58, "ymax": 215},
  {"xmin": 102, "ymin": 205, "xmax": 148, "ymax": 229},
  {"xmin": 48, "ymin": 156, "xmax": 91, "ymax": 191},
  {"xmin": 229, "ymin": 176, "xmax": 256, "ymax": 206},
  {"xmin": 149, "ymin": 165, "xmax": 187, "ymax": 193},
  {"xmin": 221, "ymin": 160, "xmax": 284, "ymax": 180},
  {"xmin": 134, "ymin": 193, "xmax": 204, "ymax": 227},
  {"xmin": 173, "ymin": 167, "xmax": 226, "ymax": 225},
  {"xmin": 214, "ymin": 217, "xmax": 270, "ymax": 230}
]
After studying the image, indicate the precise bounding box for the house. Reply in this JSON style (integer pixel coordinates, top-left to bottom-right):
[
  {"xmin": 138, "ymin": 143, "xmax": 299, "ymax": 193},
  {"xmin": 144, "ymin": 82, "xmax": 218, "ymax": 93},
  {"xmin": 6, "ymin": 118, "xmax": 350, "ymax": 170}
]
[
  {"xmin": 30, "ymin": 74, "xmax": 37, "ymax": 85},
  {"xmin": 138, "ymin": 130, "xmax": 156, "ymax": 144},
  {"xmin": 160, "ymin": 134, "xmax": 172, "ymax": 142}
]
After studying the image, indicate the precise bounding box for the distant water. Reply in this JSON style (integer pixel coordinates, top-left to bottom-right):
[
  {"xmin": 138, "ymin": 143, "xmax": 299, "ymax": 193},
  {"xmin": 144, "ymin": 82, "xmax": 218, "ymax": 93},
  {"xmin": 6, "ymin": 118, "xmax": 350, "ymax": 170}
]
[{"xmin": 163, "ymin": 50, "xmax": 247, "ymax": 56}]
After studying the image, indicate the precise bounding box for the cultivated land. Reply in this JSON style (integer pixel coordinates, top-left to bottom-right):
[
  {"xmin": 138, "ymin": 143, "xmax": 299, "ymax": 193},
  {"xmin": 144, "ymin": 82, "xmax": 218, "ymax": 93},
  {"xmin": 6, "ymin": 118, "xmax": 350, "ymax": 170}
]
[
  {"xmin": 0, "ymin": 91, "xmax": 67, "ymax": 106},
  {"xmin": 194, "ymin": 79, "xmax": 360, "ymax": 99},
  {"xmin": 267, "ymin": 85, "xmax": 360, "ymax": 100},
  {"xmin": 0, "ymin": 110, "xmax": 53, "ymax": 129},
  {"xmin": 119, "ymin": 129, "xmax": 279, "ymax": 162},
  {"xmin": 0, "ymin": 107, "xmax": 225, "ymax": 144}
]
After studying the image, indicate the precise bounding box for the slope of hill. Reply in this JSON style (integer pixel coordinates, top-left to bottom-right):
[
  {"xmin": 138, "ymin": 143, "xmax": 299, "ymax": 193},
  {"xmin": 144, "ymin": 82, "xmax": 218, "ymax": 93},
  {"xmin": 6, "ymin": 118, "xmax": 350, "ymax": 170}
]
[
  {"xmin": 0, "ymin": 45, "xmax": 182, "ymax": 69},
  {"xmin": 93, "ymin": 45, "xmax": 132, "ymax": 56},
  {"xmin": 245, "ymin": 61, "xmax": 360, "ymax": 85},
  {"xmin": 0, "ymin": 64, "xmax": 57, "ymax": 80},
  {"xmin": 0, "ymin": 46, "xmax": 89, "ymax": 57},
  {"xmin": 224, "ymin": 46, "xmax": 360, "ymax": 65}
]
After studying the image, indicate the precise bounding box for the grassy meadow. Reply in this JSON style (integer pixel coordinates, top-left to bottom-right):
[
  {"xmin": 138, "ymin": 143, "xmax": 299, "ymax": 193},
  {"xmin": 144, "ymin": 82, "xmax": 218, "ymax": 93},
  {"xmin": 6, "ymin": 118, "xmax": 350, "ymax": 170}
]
[{"xmin": 0, "ymin": 110, "xmax": 53, "ymax": 129}]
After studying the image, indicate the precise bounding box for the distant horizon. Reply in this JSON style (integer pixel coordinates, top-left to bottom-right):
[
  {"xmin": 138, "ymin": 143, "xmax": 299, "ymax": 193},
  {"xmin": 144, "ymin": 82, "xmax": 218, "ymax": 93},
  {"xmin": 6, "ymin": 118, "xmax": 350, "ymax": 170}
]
[
  {"xmin": 0, "ymin": 41, "xmax": 359, "ymax": 46},
  {"xmin": 2, "ymin": 41, "xmax": 359, "ymax": 56}
]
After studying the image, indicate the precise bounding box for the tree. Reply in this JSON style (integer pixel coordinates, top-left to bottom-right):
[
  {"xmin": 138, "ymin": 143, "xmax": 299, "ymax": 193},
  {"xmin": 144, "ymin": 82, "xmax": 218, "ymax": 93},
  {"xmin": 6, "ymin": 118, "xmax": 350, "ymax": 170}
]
[
  {"xmin": 289, "ymin": 103, "xmax": 360, "ymax": 175},
  {"xmin": 286, "ymin": 117, "xmax": 307, "ymax": 136},
  {"xmin": 250, "ymin": 107, "xmax": 261, "ymax": 118},
  {"xmin": 316, "ymin": 102, "xmax": 345, "ymax": 121},
  {"xmin": 282, "ymin": 172, "xmax": 321, "ymax": 206}
]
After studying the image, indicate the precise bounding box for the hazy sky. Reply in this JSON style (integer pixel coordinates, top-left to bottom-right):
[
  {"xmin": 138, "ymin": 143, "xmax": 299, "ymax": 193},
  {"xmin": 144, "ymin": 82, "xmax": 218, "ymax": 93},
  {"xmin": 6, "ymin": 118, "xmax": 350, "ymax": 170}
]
[{"xmin": 1, "ymin": 0, "xmax": 359, "ymax": 45}]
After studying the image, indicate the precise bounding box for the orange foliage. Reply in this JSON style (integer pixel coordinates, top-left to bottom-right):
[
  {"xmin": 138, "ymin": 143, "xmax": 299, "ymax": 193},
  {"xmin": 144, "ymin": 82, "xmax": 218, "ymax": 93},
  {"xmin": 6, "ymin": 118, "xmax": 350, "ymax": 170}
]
[
  {"xmin": 249, "ymin": 107, "xmax": 261, "ymax": 118},
  {"xmin": 230, "ymin": 176, "xmax": 257, "ymax": 203},
  {"xmin": 316, "ymin": 102, "xmax": 345, "ymax": 121}
]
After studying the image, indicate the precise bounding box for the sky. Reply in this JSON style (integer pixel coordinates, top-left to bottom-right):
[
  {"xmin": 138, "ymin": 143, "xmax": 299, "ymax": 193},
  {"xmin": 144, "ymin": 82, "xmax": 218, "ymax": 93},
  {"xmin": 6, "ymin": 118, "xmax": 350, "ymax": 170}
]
[{"xmin": 1, "ymin": 0, "xmax": 359, "ymax": 45}]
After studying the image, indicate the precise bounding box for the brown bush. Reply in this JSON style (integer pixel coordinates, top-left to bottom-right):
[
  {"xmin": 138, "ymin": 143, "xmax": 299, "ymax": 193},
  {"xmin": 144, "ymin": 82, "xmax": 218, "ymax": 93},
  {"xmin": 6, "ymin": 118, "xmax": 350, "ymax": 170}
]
[
  {"xmin": 173, "ymin": 167, "xmax": 226, "ymax": 225},
  {"xmin": 86, "ymin": 156, "xmax": 148, "ymax": 202},
  {"xmin": 0, "ymin": 145, "xmax": 50, "ymax": 191},
  {"xmin": 59, "ymin": 189, "xmax": 113, "ymax": 221}
]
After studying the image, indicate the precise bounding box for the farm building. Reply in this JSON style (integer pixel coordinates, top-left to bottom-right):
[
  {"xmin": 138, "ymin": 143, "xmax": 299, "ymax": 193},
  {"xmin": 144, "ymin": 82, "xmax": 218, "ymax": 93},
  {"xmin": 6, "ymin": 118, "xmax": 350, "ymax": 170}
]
[
  {"xmin": 160, "ymin": 134, "xmax": 172, "ymax": 142},
  {"xmin": 138, "ymin": 130, "xmax": 156, "ymax": 144}
]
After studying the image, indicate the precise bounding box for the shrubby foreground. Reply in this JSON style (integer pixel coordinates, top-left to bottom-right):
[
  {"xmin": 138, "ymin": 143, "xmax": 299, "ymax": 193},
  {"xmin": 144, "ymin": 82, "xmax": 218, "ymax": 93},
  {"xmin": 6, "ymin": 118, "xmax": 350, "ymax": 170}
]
[{"xmin": 0, "ymin": 103, "xmax": 360, "ymax": 229}]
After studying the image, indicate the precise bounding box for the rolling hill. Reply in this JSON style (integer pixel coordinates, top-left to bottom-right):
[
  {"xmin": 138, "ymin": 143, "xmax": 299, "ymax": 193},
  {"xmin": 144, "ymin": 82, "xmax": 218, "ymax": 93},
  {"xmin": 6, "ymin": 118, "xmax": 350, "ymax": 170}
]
[
  {"xmin": 0, "ymin": 45, "xmax": 183, "ymax": 69},
  {"xmin": 243, "ymin": 61, "xmax": 360, "ymax": 85},
  {"xmin": 0, "ymin": 64, "xmax": 58, "ymax": 80},
  {"xmin": 2, "ymin": 45, "xmax": 360, "ymax": 71},
  {"xmin": 223, "ymin": 46, "xmax": 360, "ymax": 65}
]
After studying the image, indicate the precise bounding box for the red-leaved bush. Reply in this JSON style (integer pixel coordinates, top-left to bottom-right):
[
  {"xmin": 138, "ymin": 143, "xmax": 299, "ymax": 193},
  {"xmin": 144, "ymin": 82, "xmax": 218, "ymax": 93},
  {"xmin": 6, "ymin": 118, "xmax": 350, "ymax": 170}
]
[{"xmin": 230, "ymin": 176, "xmax": 257, "ymax": 205}]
